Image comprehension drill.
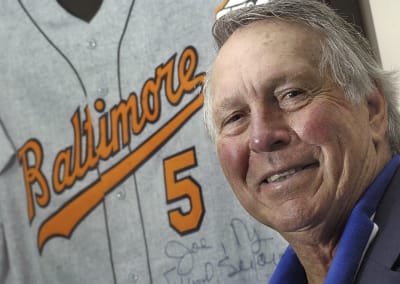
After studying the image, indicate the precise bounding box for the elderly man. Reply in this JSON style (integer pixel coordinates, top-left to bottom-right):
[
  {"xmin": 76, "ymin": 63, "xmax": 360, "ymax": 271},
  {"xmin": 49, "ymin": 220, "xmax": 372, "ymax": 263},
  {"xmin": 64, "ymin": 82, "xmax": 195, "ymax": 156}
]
[{"xmin": 204, "ymin": 0, "xmax": 400, "ymax": 283}]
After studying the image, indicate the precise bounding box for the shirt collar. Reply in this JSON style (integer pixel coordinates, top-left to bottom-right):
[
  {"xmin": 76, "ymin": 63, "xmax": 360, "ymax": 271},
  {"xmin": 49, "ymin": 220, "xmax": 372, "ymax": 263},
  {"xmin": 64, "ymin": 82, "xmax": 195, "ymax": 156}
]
[{"xmin": 269, "ymin": 155, "xmax": 400, "ymax": 284}]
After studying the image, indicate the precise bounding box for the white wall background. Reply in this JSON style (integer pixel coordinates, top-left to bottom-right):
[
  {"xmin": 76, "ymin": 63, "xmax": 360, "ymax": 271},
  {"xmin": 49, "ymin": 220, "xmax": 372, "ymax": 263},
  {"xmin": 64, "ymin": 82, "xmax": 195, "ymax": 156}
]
[{"xmin": 360, "ymin": 0, "xmax": 400, "ymax": 80}]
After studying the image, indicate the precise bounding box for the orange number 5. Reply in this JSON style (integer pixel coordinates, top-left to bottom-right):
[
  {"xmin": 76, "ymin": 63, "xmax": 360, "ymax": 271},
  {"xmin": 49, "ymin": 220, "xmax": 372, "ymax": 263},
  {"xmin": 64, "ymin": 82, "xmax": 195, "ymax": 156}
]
[{"xmin": 163, "ymin": 147, "xmax": 205, "ymax": 235}]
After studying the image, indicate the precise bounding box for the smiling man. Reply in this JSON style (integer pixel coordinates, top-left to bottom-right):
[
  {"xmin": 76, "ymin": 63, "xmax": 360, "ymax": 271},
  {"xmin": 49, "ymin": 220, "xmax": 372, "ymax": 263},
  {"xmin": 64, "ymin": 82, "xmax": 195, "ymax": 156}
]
[{"xmin": 204, "ymin": 0, "xmax": 400, "ymax": 283}]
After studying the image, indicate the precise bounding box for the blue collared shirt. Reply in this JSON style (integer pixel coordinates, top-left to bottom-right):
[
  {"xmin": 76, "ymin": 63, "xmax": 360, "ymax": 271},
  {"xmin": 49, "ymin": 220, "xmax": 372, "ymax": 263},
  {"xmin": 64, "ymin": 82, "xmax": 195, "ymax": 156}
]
[{"xmin": 269, "ymin": 155, "xmax": 400, "ymax": 284}]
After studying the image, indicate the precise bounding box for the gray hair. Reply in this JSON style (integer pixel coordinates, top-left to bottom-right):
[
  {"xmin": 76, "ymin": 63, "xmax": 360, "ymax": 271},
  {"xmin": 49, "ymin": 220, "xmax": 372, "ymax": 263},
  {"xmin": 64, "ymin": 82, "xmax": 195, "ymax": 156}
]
[{"xmin": 204, "ymin": 0, "xmax": 400, "ymax": 153}]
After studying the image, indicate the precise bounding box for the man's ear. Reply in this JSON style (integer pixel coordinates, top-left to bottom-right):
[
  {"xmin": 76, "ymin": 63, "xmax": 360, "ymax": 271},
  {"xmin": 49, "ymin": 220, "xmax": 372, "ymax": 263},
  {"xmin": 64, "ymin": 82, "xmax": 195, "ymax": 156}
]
[{"xmin": 367, "ymin": 88, "xmax": 388, "ymax": 142}]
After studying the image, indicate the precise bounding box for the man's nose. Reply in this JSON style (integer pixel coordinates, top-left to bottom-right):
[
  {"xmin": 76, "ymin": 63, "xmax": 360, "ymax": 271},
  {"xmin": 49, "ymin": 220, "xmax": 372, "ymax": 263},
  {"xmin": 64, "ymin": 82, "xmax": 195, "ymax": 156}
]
[{"xmin": 249, "ymin": 114, "xmax": 291, "ymax": 153}]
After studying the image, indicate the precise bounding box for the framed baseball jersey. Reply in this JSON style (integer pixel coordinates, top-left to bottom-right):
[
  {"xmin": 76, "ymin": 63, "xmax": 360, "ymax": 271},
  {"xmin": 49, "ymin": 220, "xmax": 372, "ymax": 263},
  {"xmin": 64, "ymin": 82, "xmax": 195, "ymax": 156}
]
[{"xmin": 0, "ymin": 0, "xmax": 287, "ymax": 283}]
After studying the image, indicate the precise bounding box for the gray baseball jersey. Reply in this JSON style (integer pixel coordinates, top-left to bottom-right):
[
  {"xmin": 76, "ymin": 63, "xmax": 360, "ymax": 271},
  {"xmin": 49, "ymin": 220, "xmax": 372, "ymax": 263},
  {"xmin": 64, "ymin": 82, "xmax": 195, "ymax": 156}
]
[{"xmin": 0, "ymin": 0, "xmax": 287, "ymax": 283}]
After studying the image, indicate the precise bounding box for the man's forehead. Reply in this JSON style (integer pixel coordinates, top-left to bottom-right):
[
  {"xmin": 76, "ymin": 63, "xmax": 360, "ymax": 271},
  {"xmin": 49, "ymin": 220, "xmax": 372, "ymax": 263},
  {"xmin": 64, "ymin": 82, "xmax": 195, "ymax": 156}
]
[
  {"xmin": 229, "ymin": 18, "xmax": 320, "ymax": 42},
  {"xmin": 215, "ymin": 19, "xmax": 322, "ymax": 69},
  {"xmin": 212, "ymin": 63, "xmax": 322, "ymax": 101}
]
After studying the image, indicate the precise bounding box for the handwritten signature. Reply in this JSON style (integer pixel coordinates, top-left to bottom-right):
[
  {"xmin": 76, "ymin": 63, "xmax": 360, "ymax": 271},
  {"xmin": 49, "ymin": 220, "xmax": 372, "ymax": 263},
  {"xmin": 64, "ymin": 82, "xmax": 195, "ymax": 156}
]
[
  {"xmin": 163, "ymin": 218, "xmax": 283, "ymax": 283},
  {"xmin": 164, "ymin": 238, "xmax": 213, "ymax": 275}
]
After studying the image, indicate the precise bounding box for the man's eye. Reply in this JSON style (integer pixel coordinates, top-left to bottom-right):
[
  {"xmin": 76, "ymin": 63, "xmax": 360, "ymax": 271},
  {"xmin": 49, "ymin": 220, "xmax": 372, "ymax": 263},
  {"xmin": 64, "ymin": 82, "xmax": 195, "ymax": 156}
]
[
  {"xmin": 286, "ymin": 89, "xmax": 305, "ymax": 98},
  {"xmin": 277, "ymin": 89, "xmax": 310, "ymax": 111},
  {"xmin": 221, "ymin": 111, "xmax": 245, "ymax": 128},
  {"xmin": 223, "ymin": 112, "xmax": 243, "ymax": 127}
]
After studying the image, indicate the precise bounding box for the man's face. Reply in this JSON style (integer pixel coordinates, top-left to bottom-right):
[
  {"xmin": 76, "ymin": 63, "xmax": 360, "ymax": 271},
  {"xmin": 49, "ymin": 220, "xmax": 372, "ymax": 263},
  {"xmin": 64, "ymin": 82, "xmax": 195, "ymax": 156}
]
[{"xmin": 211, "ymin": 20, "xmax": 387, "ymax": 235}]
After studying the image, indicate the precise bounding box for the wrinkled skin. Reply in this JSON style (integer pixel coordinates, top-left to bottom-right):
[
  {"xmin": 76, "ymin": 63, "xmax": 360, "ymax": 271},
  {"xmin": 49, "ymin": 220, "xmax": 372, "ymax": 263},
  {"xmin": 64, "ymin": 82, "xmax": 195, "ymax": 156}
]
[{"xmin": 211, "ymin": 20, "xmax": 391, "ymax": 244}]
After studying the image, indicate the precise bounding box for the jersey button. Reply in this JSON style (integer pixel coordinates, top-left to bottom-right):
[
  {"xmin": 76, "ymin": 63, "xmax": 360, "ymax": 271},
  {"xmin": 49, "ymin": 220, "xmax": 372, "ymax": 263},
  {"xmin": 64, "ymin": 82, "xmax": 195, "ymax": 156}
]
[
  {"xmin": 128, "ymin": 272, "xmax": 139, "ymax": 283},
  {"xmin": 116, "ymin": 189, "xmax": 126, "ymax": 200},
  {"xmin": 87, "ymin": 38, "xmax": 97, "ymax": 49},
  {"xmin": 97, "ymin": 87, "xmax": 109, "ymax": 97}
]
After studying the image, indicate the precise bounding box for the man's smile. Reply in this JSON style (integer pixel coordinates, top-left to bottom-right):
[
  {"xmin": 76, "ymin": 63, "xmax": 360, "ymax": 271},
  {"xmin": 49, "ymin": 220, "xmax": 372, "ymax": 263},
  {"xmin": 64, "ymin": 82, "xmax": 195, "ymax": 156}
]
[{"xmin": 264, "ymin": 162, "xmax": 320, "ymax": 184}]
